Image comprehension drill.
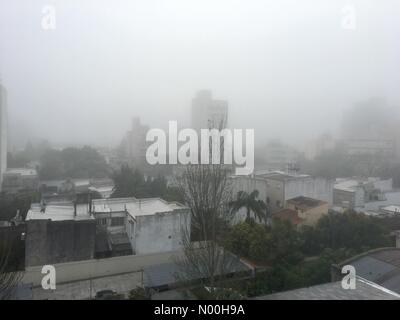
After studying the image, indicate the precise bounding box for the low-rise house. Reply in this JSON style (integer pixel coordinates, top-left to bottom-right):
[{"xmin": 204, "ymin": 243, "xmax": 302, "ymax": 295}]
[
  {"xmin": 286, "ymin": 196, "xmax": 329, "ymax": 226},
  {"xmin": 91, "ymin": 197, "xmax": 190, "ymax": 255},
  {"xmin": 89, "ymin": 179, "xmax": 114, "ymax": 199},
  {"xmin": 230, "ymin": 170, "xmax": 333, "ymax": 214},
  {"xmin": 262, "ymin": 171, "xmax": 333, "ymax": 212},
  {"xmin": 40, "ymin": 178, "xmax": 114, "ymax": 200},
  {"xmin": 333, "ymin": 177, "xmax": 393, "ymax": 209},
  {"xmin": 24, "ymin": 196, "xmax": 190, "ymax": 266}
]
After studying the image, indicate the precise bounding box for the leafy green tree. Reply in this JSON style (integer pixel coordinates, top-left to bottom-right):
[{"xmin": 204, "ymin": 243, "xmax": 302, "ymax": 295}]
[
  {"xmin": 230, "ymin": 190, "xmax": 268, "ymax": 222},
  {"xmin": 224, "ymin": 221, "xmax": 269, "ymax": 261},
  {"xmin": 307, "ymin": 211, "xmax": 392, "ymax": 253},
  {"xmin": 268, "ymin": 219, "xmax": 304, "ymax": 264}
]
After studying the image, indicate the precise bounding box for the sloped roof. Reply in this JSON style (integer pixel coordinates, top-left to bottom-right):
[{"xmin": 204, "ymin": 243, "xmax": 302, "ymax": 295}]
[
  {"xmin": 255, "ymin": 277, "xmax": 400, "ymax": 300},
  {"xmin": 286, "ymin": 196, "xmax": 327, "ymax": 210}
]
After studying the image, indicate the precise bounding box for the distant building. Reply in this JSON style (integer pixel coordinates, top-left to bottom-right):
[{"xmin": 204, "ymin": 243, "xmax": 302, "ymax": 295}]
[
  {"xmin": 304, "ymin": 133, "xmax": 336, "ymax": 160},
  {"xmin": 0, "ymin": 84, "xmax": 7, "ymax": 191},
  {"xmin": 25, "ymin": 203, "xmax": 96, "ymax": 267},
  {"xmin": 333, "ymin": 177, "xmax": 393, "ymax": 209},
  {"xmin": 191, "ymin": 90, "xmax": 228, "ymax": 131},
  {"xmin": 119, "ymin": 117, "xmax": 149, "ymax": 168},
  {"xmin": 2, "ymin": 168, "xmax": 39, "ymax": 194},
  {"xmin": 340, "ymin": 98, "xmax": 399, "ymax": 157},
  {"xmin": 91, "ymin": 197, "xmax": 190, "ymax": 256},
  {"xmin": 260, "ymin": 140, "xmax": 300, "ymax": 171},
  {"xmin": 285, "ymin": 196, "xmax": 329, "ymax": 226},
  {"xmin": 273, "ymin": 196, "xmax": 329, "ymax": 227},
  {"xmin": 40, "ymin": 178, "xmax": 114, "ymax": 201},
  {"xmin": 340, "ymin": 138, "xmax": 395, "ymax": 156},
  {"xmin": 88, "ymin": 178, "xmax": 114, "ymax": 199},
  {"xmin": 260, "ymin": 171, "xmax": 333, "ymax": 213},
  {"xmin": 230, "ymin": 171, "xmax": 333, "ymax": 222}
]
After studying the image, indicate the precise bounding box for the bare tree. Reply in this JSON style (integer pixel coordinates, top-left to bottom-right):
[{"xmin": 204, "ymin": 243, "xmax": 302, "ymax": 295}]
[{"xmin": 174, "ymin": 119, "xmax": 245, "ymax": 297}]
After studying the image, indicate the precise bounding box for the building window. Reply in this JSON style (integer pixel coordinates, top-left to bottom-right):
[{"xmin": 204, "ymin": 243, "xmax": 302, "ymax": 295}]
[
  {"xmin": 111, "ymin": 217, "xmax": 124, "ymax": 226},
  {"xmin": 276, "ymin": 200, "xmax": 281, "ymax": 207},
  {"xmin": 98, "ymin": 218, "xmax": 107, "ymax": 226}
]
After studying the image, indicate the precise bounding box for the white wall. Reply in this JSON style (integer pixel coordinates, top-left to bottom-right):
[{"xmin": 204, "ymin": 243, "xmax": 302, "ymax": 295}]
[
  {"xmin": 134, "ymin": 210, "xmax": 190, "ymax": 255},
  {"xmin": 285, "ymin": 177, "xmax": 334, "ymax": 205}
]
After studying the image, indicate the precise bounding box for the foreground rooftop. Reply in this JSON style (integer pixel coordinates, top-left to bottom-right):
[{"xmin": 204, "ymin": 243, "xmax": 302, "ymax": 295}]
[
  {"xmin": 256, "ymin": 277, "xmax": 400, "ymax": 300},
  {"xmin": 333, "ymin": 248, "xmax": 400, "ymax": 294},
  {"xmin": 91, "ymin": 197, "xmax": 187, "ymax": 217},
  {"xmin": 26, "ymin": 203, "xmax": 93, "ymax": 222}
]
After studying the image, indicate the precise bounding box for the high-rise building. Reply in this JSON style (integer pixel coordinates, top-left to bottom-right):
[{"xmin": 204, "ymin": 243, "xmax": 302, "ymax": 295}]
[
  {"xmin": 191, "ymin": 90, "xmax": 228, "ymax": 131},
  {"xmin": 119, "ymin": 117, "xmax": 149, "ymax": 167},
  {"xmin": 0, "ymin": 83, "xmax": 7, "ymax": 191},
  {"xmin": 340, "ymin": 98, "xmax": 398, "ymax": 157}
]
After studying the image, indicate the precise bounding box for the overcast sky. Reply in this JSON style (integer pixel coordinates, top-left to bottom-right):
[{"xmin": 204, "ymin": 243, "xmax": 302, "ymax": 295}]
[{"xmin": 1, "ymin": 0, "xmax": 399, "ymax": 150}]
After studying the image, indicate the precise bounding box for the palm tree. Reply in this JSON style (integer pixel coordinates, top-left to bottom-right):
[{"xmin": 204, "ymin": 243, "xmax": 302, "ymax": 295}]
[{"xmin": 230, "ymin": 190, "xmax": 268, "ymax": 223}]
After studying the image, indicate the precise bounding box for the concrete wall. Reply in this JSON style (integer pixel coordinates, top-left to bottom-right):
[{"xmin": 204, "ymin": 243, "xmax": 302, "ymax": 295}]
[
  {"xmin": 134, "ymin": 210, "xmax": 189, "ymax": 255},
  {"xmin": 25, "ymin": 219, "xmax": 96, "ymax": 267},
  {"xmin": 265, "ymin": 179, "xmax": 285, "ymax": 212},
  {"xmin": 287, "ymin": 202, "xmax": 329, "ymax": 226},
  {"xmin": 333, "ymin": 188, "xmax": 364, "ymax": 208},
  {"xmin": 284, "ymin": 177, "xmax": 333, "ymax": 206},
  {"xmin": 22, "ymin": 249, "xmax": 184, "ymax": 287},
  {"xmin": 231, "ymin": 176, "xmax": 268, "ymax": 202}
]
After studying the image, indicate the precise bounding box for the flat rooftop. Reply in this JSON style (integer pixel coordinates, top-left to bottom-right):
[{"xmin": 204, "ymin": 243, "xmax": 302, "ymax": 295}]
[
  {"xmin": 26, "ymin": 197, "xmax": 187, "ymax": 221},
  {"xmin": 92, "ymin": 197, "xmax": 187, "ymax": 218},
  {"xmin": 334, "ymin": 179, "xmax": 361, "ymax": 192},
  {"xmin": 259, "ymin": 171, "xmax": 310, "ymax": 182},
  {"xmin": 5, "ymin": 168, "xmax": 37, "ymax": 176},
  {"xmin": 26, "ymin": 203, "xmax": 93, "ymax": 222}
]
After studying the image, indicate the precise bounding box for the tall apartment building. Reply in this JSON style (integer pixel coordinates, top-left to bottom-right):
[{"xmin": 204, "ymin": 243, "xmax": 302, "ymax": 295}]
[
  {"xmin": 340, "ymin": 98, "xmax": 398, "ymax": 157},
  {"xmin": 120, "ymin": 117, "xmax": 149, "ymax": 167},
  {"xmin": 191, "ymin": 90, "xmax": 228, "ymax": 131},
  {"xmin": 0, "ymin": 84, "xmax": 7, "ymax": 191}
]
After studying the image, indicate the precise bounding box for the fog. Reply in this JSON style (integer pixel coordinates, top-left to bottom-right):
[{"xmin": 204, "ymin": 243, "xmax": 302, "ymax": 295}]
[{"xmin": 1, "ymin": 0, "xmax": 399, "ymax": 150}]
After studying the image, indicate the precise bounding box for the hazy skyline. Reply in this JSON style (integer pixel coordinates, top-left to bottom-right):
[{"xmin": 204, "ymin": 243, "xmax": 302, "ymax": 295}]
[{"xmin": 1, "ymin": 0, "xmax": 399, "ymax": 150}]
